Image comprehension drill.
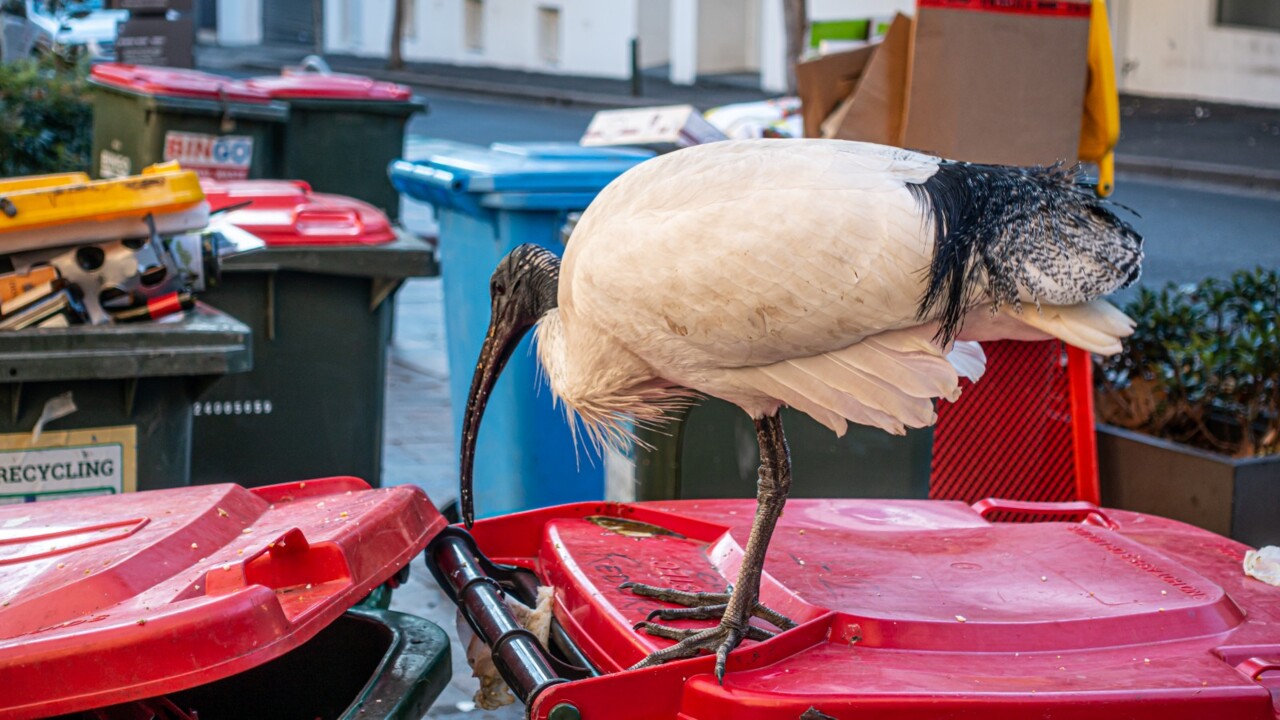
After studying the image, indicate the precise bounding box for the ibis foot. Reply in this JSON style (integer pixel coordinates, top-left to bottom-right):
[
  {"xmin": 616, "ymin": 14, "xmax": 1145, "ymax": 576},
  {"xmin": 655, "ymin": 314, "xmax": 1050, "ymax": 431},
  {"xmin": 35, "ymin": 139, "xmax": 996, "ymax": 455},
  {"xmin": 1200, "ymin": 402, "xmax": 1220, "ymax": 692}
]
[
  {"xmin": 620, "ymin": 582, "xmax": 796, "ymax": 631},
  {"xmin": 627, "ymin": 608, "xmax": 763, "ymax": 682},
  {"xmin": 625, "ymin": 415, "xmax": 796, "ymax": 683}
]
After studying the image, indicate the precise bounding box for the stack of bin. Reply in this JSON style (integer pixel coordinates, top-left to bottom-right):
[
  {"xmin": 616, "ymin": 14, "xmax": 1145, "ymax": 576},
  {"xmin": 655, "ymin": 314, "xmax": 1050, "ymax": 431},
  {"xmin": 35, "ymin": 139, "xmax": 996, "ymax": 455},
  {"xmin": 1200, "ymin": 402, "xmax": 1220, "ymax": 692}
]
[
  {"xmin": 89, "ymin": 63, "xmax": 425, "ymax": 219},
  {"xmin": 189, "ymin": 180, "xmax": 435, "ymax": 488},
  {"xmin": 0, "ymin": 165, "xmax": 251, "ymax": 499}
]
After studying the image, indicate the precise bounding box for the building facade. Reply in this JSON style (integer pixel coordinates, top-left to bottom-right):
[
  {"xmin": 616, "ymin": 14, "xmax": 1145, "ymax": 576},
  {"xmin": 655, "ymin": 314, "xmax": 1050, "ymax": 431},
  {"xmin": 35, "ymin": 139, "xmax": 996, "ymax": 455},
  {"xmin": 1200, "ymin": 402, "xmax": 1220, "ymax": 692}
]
[{"xmin": 215, "ymin": 0, "xmax": 1280, "ymax": 106}]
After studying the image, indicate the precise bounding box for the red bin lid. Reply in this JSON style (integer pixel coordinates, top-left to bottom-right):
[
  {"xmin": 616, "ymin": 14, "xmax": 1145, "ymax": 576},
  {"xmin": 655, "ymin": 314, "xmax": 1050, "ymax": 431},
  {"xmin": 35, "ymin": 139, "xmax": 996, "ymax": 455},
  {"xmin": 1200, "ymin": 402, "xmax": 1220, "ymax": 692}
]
[
  {"xmin": 244, "ymin": 72, "xmax": 413, "ymax": 101},
  {"xmin": 90, "ymin": 63, "xmax": 275, "ymax": 103},
  {"xmin": 202, "ymin": 179, "xmax": 397, "ymax": 246},
  {"xmin": 463, "ymin": 499, "xmax": 1280, "ymax": 720},
  {"xmin": 0, "ymin": 478, "xmax": 445, "ymax": 719}
]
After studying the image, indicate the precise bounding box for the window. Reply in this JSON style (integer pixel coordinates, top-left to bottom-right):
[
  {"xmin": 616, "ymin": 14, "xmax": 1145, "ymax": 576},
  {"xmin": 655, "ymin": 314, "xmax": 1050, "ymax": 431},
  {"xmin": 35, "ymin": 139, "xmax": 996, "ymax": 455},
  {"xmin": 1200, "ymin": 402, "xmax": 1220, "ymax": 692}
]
[
  {"xmin": 405, "ymin": 0, "xmax": 417, "ymax": 40},
  {"xmin": 465, "ymin": 0, "xmax": 484, "ymax": 51},
  {"xmin": 538, "ymin": 6, "xmax": 561, "ymax": 65},
  {"xmin": 1217, "ymin": 0, "xmax": 1280, "ymax": 32}
]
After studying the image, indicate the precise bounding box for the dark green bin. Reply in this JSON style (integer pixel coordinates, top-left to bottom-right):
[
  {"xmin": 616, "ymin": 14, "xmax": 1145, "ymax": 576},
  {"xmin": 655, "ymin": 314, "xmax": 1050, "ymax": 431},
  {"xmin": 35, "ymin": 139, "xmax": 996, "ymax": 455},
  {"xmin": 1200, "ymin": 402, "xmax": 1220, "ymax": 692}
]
[
  {"xmin": 89, "ymin": 64, "xmax": 288, "ymax": 180},
  {"xmin": 58, "ymin": 608, "xmax": 452, "ymax": 720},
  {"xmin": 244, "ymin": 72, "xmax": 427, "ymax": 219},
  {"xmin": 629, "ymin": 401, "xmax": 933, "ymax": 502},
  {"xmin": 0, "ymin": 306, "xmax": 251, "ymax": 499},
  {"xmin": 190, "ymin": 229, "xmax": 436, "ymax": 489}
]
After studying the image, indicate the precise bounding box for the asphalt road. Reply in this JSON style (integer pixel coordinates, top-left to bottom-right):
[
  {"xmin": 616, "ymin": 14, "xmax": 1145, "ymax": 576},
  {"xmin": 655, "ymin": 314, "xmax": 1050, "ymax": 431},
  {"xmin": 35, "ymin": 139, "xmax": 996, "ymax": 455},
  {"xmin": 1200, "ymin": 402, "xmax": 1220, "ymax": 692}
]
[{"xmin": 405, "ymin": 89, "xmax": 1280, "ymax": 300}]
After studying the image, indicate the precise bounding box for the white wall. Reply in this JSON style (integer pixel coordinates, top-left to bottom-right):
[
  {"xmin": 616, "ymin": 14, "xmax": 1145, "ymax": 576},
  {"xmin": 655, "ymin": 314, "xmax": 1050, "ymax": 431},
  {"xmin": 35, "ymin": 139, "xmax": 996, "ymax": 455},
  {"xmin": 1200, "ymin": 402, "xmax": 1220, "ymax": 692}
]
[
  {"xmin": 696, "ymin": 0, "xmax": 751, "ymax": 74},
  {"xmin": 403, "ymin": 0, "xmax": 464, "ymax": 62},
  {"xmin": 1114, "ymin": 0, "xmax": 1280, "ymax": 108},
  {"xmin": 345, "ymin": 0, "xmax": 637, "ymax": 78},
  {"xmin": 637, "ymin": 0, "xmax": 671, "ymax": 68},
  {"xmin": 669, "ymin": 0, "xmax": 697, "ymax": 84},
  {"xmin": 809, "ymin": 0, "xmax": 913, "ymax": 21},
  {"xmin": 216, "ymin": 0, "xmax": 262, "ymax": 46},
  {"xmin": 759, "ymin": 0, "xmax": 786, "ymax": 92}
]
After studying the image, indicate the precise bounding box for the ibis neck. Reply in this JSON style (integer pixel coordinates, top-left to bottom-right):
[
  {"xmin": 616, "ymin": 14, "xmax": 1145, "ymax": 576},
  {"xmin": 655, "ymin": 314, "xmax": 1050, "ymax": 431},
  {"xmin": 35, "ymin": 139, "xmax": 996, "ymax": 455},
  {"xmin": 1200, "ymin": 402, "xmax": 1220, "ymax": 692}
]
[
  {"xmin": 530, "ymin": 262, "xmax": 560, "ymax": 317},
  {"xmin": 521, "ymin": 247, "xmax": 561, "ymax": 320}
]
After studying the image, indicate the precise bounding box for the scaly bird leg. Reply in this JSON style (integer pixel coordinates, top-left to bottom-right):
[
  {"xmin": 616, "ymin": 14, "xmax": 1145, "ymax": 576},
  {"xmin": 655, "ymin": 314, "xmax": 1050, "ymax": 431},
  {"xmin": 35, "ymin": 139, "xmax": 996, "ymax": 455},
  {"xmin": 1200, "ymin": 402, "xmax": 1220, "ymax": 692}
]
[{"xmin": 625, "ymin": 413, "xmax": 794, "ymax": 683}]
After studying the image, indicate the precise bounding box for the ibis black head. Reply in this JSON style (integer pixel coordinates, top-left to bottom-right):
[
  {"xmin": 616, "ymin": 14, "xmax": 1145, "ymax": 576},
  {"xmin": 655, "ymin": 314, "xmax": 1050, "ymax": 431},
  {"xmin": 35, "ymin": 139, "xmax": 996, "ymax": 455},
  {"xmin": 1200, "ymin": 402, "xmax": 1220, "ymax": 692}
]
[{"xmin": 460, "ymin": 243, "xmax": 561, "ymax": 527}]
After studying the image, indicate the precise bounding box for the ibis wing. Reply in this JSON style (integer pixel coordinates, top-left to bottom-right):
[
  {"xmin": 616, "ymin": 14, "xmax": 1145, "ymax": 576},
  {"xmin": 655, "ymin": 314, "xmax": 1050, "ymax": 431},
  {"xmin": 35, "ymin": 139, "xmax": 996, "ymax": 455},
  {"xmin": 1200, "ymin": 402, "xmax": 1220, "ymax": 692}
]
[{"xmin": 563, "ymin": 139, "xmax": 944, "ymax": 375}]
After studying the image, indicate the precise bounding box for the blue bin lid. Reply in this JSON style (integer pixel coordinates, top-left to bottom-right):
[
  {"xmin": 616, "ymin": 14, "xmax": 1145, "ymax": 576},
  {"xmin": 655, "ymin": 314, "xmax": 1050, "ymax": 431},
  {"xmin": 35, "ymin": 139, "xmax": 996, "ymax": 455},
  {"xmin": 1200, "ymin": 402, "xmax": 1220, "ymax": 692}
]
[{"xmin": 389, "ymin": 140, "xmax": 653, "ymax": 212}]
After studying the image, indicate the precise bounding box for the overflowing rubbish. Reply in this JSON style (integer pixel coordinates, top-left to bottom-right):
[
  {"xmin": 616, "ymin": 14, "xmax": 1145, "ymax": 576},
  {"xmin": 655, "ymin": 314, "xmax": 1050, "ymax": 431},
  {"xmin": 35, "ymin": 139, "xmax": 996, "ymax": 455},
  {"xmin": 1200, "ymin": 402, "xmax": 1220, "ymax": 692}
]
[
  {"xmin": 1244, "ymin": 546, "xmax": 1280, "ymax": 587},
  {"xmin": 459, "ymin": 585, "xmax": 555, "ymax": 709},
  {"xmin": 704, "ymin": 97, "xmax": 803, "ymax": 140},
  {"xmin": 0, "ymin": 162, "xmax": 262, "ymax": 329},
  {"xmin": 580, "ymin": 104, "xmax": 727, "ymax": 152}
]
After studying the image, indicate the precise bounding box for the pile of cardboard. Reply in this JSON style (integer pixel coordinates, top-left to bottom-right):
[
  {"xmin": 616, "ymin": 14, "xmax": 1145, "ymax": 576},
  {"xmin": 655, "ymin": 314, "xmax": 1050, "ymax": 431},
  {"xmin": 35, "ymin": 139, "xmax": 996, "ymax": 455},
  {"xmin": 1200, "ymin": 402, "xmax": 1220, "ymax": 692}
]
[{"xmin": 798, "ymin": 1, "xmax": 1094, "ymax": 167}]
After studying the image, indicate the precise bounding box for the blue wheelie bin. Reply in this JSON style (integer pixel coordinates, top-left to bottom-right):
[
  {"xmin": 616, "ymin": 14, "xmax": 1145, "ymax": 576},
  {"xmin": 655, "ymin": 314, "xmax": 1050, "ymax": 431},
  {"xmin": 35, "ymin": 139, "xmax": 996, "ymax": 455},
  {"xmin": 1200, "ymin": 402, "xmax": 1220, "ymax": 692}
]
[{"xmin": 389, "ymin": 141, "xmax": 652, "ymax": 518}]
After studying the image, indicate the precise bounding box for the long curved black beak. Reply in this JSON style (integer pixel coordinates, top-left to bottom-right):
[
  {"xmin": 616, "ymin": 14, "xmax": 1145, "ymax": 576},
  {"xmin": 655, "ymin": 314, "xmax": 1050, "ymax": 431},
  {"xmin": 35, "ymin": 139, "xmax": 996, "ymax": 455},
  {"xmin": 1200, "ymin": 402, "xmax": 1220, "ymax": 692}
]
[{"xmin": 459, "ymin": 308, "xmax": 530, "ymax": 528}]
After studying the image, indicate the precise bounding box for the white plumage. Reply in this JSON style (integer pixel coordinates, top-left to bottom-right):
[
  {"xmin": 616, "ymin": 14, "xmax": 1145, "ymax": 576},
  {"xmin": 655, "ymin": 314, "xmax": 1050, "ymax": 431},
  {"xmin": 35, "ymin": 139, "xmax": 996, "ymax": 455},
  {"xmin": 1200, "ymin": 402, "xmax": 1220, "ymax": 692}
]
[
  {"xmin": 535, "ymin": 139, "xmax": 1135, "ymax": 443},
  {"xmin": 460, "ymin": 138, "xmax": 1142, "ymax": 680}
]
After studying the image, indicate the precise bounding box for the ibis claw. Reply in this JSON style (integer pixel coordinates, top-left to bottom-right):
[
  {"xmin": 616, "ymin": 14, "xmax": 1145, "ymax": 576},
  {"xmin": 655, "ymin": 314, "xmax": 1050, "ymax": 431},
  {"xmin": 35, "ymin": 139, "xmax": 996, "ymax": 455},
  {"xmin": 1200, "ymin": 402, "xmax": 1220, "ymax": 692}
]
[
  {"xmin": 622, "ymin": 581, "xmax": 796, "ymax": 684},
  {"xmin": 628, "ymin": 620, "xmax": 775, "ymax": 683}
]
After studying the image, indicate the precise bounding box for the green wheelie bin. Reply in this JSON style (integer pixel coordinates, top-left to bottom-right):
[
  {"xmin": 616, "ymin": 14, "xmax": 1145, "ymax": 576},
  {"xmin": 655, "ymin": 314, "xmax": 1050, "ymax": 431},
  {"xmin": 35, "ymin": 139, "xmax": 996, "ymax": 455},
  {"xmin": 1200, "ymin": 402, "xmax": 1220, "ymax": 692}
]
[
  {"xmin": 244, "ymin": 65, "xmax": 426, "ymax": 219},
  {"xmin": 88, "ymin": 63, "xmax": 288, "ymax": 181}
]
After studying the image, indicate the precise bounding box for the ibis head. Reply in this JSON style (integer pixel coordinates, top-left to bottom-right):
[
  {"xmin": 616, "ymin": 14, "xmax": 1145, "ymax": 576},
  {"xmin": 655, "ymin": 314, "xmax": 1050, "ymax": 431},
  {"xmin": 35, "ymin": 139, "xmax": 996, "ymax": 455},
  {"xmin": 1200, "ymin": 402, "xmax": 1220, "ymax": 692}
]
[{"xmin": 460, "ymin": 243, "xmax": 560, "ymax": 527}]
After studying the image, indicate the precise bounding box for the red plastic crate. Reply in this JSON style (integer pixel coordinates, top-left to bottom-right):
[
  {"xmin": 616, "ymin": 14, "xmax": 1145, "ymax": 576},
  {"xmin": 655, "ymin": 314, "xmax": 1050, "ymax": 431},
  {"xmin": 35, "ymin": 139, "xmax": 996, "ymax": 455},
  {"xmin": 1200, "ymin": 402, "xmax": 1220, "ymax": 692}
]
[{"xmin": 932, "ymin": 340, "xmax": 1100, "ymax": 506}]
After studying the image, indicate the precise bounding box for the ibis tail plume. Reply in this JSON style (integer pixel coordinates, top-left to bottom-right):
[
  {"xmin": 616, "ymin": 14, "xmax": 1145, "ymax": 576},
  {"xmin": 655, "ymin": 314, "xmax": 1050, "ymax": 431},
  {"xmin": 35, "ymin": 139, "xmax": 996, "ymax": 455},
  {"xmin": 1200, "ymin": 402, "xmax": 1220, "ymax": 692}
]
[{"xmin": 459, "ymin": 139, "xmax": 1142, "ymax": 682}]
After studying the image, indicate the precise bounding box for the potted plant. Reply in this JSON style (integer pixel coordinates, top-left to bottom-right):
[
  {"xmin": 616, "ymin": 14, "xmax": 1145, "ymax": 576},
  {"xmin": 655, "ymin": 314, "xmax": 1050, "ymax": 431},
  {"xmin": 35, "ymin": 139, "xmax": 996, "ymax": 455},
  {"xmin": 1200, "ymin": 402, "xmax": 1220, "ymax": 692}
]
[{"xmin": 1094, "ymin": 267, "xmax": 1278, "ymax": 548}]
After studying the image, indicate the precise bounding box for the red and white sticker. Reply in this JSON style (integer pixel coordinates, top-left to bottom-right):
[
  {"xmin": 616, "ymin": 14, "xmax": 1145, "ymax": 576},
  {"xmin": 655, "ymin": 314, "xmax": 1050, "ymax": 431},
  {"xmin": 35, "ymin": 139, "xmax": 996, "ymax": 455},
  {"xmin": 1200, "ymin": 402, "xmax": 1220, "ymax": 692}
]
[{"xmin": 163, "ymin": 131, "xmax": 254, "ymax": 180}]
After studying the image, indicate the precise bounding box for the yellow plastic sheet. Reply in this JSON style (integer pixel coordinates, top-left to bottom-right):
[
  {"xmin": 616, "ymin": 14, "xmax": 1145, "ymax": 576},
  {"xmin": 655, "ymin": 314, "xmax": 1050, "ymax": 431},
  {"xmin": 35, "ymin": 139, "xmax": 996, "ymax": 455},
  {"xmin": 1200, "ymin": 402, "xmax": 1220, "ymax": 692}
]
[
  {"xmin": 0, "ymin": 162, "xmax": 204, "ymax": 232},
  {"xmin": 1078, "ymin": 0, "xmax": 1120, "ymax": 197}
]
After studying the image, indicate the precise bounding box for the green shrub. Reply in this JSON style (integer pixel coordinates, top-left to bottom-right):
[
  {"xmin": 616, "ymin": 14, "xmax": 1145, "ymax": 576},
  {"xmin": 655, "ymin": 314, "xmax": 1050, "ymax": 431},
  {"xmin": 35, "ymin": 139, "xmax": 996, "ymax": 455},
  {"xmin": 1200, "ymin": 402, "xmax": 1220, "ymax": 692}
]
[
  {"xmin": 1096, "ymin": 267, "xmax": 1280, "ymax": 458},
  {"xmin": 0, "ymin": 56, "xmax": 92, "ymax": 177}
]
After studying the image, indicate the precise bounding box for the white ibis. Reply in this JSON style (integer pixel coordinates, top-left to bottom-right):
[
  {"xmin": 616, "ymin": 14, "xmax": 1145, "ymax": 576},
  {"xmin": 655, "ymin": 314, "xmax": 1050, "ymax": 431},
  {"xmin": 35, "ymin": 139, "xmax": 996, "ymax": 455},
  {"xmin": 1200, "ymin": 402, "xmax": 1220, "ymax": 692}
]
[{"xmin": 459, "ymin": 139, "xmax": 1142, "ymax": 681}]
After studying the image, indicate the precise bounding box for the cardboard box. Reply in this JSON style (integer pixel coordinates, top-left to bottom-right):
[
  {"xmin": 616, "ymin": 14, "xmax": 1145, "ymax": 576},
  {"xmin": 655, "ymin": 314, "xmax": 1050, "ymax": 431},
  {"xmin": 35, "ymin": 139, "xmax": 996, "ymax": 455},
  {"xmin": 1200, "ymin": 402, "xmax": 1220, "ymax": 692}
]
[
  {"xmin": 821, "ymin": 13, "xmax": 912, "ymax": 146},
  {"xmin": 795, "ymin": 46, "xmax": 875, "ymax": 139},
  {"xmin": 116, "ymin": 15, "xmax": 194, "ymax": 68},
  {"xmin": 902, "ymin": 0, "xmax": 1091, "ymax": 165},
  {"xmin": 580, "ymin": 105, "xmax": 728, "ymax": 153}
]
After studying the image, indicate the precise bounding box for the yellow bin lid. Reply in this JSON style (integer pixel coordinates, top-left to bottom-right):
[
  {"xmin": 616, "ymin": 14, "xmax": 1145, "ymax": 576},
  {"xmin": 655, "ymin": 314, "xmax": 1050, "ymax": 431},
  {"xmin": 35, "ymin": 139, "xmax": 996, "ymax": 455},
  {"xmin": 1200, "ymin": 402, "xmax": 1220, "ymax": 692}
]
[
  {"xmin": 0, "ymin": 162, "xmax": 205, "ymax": 233},
  {"xmin": 0, "ymin": 172, "xmax": 92, "ymax": 195}
]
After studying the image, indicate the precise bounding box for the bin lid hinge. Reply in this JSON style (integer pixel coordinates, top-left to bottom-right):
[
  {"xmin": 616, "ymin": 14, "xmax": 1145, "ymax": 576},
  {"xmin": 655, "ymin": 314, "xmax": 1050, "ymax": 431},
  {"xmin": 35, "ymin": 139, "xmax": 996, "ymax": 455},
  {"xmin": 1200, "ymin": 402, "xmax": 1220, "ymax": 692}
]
[{"xmin": 371, "ymin": 277, "xmax": 404, "ymax": 312}]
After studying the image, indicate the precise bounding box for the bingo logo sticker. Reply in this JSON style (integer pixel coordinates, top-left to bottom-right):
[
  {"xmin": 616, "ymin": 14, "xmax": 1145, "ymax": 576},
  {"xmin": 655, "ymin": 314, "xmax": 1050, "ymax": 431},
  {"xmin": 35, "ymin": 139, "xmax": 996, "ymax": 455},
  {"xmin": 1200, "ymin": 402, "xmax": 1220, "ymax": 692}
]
[{"xmin": 163, "ymin": 131, "xmax": 255, "ymax": 180}]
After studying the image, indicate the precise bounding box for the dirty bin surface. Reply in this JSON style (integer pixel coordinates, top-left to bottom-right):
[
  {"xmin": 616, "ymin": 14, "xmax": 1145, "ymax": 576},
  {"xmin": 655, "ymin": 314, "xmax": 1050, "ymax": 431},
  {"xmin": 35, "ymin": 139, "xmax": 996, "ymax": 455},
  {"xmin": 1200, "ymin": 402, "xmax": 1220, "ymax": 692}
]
[
  {"xmin": 0, "ymin": 477, "xmax": 445, "ymax": 718},
  {"xmin": 450, "ymin": 498, "xmax": 1280, "ymax": 719}
]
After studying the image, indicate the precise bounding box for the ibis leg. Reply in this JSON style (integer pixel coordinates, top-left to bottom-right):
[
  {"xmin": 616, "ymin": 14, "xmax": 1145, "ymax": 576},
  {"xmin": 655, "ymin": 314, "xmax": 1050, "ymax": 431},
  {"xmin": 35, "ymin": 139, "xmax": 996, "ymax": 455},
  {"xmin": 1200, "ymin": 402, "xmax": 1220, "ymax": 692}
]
[{"xmin": 626, "ymin": 414, "xmax": 794, "ymax": 683}]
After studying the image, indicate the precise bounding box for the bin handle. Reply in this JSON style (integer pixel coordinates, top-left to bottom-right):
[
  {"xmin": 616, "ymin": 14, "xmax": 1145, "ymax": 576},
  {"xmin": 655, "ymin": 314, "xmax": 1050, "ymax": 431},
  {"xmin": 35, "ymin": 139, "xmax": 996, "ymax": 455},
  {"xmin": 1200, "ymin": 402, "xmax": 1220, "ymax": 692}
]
[
  {"xmin": 1237, "ymin": 657, "xmax": 1280, "ymax": 681},
  {"xmin": 293, "ymin": 207, "xmax": 363, "ymax": 236},
  {"xmin": 971, "ymin": 499, "xmax": 1119, "ymax": 530},
  {"xmin": 295, "ymin": 55, "xmax": 332, "ymax": 75}
]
